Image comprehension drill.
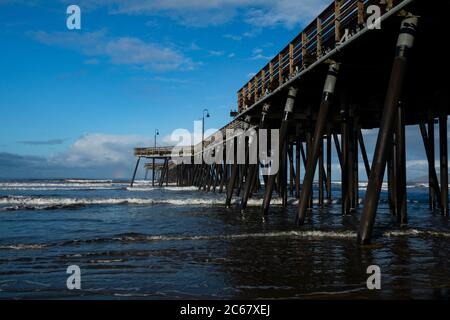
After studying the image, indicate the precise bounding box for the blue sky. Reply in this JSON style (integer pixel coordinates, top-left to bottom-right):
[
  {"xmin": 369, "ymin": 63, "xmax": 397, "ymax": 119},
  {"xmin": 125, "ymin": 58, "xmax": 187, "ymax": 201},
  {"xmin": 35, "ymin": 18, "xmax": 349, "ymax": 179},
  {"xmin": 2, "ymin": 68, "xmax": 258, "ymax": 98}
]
[
  {"xmin": 0, "ymin": 0, "xmax": 444, "ymax": 180},
  {"xmin": 0, "ymin": 0, "xmax": 331, "ymax": 179}
]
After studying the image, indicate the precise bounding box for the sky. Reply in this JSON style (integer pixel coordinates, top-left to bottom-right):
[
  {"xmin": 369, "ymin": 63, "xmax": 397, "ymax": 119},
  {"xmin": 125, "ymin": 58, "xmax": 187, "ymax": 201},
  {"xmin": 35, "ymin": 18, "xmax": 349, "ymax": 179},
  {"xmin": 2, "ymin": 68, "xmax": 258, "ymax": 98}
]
[{"xmin": 0, "ymin": 0, "xmax": 446, "ymax": 181}]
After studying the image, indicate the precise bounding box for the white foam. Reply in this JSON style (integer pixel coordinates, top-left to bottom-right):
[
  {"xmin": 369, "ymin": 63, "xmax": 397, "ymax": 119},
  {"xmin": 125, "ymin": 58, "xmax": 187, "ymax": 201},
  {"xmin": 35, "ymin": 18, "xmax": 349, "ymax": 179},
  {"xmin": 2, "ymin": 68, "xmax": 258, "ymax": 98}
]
[
  {"xmin": 65, "ymin": 179, "xmax": 113, "ymax": 183},
  {"xmin": 0, "ymin": 244, "xmax": 47, "ymax": 250},
  {"xmin": 126, "ymin": 186, "xmax": 199, "ymax": 192},
  {"xmin": 384, "ymin": 229, "xmax": 450, "ymax": 238},
  {"xmin": 0, "ymin": 183, "xmax": 119, "ymax": 191},
  {"xmin": 407, "ymin": 183, "xmax": 429, "ymax": 189},
  {"xmin": 112, "ymin": 230, "xmax": 357, "ymax": 242},
  {"xmin": 0, "ymin": 231, "xmax": 357, "ymax": 251},
  {"xmin": 0, "ymin": 195, "xmax": 230, "ymax": 208},
  {"xmin": 0, "ymin": 187, "xmax": 120, "ymax": 191},
  {"xmin": 0, "ymin": 182, "xmax": 114, "ymax": 187}
]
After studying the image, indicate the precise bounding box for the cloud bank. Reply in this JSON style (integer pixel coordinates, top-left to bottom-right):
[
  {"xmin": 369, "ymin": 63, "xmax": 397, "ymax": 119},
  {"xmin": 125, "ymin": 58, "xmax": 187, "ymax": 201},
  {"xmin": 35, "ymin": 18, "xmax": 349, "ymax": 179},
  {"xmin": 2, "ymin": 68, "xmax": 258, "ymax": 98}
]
[{"xmin": 1, "ymin": 134, "xmax": 153, "ymax": 179}]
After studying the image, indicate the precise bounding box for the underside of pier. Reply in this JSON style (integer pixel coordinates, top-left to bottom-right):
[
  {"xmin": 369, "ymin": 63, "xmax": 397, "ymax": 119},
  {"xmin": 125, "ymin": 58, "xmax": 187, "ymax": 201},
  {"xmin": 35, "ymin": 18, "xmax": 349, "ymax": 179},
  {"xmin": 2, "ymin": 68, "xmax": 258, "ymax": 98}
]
[{"xmin": 132, "ymin": 0, "xmax": 450, "ymax": 243}]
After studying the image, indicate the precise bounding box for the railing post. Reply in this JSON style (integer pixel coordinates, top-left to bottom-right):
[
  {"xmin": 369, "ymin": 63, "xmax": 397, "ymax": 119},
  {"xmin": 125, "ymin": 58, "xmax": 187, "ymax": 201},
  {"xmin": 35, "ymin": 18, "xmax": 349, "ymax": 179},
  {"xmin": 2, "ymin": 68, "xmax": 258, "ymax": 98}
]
[
  {"xmin": 334, "ymin": 0, "xmax": 342, "ymax": 43},
  {"xmin": 317, "ymin": 17, "xmax": 323, "ymax": 58}
]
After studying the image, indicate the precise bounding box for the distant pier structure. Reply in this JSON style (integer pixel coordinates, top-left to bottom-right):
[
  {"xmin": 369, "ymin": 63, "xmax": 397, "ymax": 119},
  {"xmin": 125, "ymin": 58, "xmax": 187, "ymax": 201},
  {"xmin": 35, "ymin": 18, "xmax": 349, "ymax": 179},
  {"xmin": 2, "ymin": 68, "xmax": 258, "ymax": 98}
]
[
  {"xmin": 131, "ymin": 147, "xmax": 175, "ymax": 187},
  {"xmin": 132, "ymin": 0, "xmax": 450, "ymax": 243}
]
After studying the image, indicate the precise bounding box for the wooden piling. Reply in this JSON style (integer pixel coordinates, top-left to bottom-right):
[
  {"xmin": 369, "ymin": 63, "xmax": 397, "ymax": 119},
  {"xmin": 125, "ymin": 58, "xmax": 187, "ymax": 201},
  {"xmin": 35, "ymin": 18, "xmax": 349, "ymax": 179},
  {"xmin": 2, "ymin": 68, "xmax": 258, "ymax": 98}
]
[
  {"xmin": 130, "ymin": 156, "xmax": 141, "ymax": 188},
  {"xmin": 358, "ymin": 16, "xmax": 419, "ymax": 244},
  {"xmin": 262, "ymin": 87, "xmax": 298, "ymax": 215},
  {"xmin": 428, "ymin": 113, "xmax": 436, "ymax": 210},
  {"xmin": 440, "ymin": 114, "xmax": 449, "ymax": 216},
  {"xmin": 395, "ymin": 102, "xmax": 407, "ymax": 225},
  {"xmin": 297, "ymin": 63, "xmax": 339, "ymax": 225}
]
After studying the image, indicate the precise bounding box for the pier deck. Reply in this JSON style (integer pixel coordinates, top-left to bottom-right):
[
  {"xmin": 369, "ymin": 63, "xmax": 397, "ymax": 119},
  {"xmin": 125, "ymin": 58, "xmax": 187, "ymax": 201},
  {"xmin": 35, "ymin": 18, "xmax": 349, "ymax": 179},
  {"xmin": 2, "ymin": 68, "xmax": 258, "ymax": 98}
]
[{"xmin": 132, "ymin": 0, "xmax": 450, "ymax": 243}]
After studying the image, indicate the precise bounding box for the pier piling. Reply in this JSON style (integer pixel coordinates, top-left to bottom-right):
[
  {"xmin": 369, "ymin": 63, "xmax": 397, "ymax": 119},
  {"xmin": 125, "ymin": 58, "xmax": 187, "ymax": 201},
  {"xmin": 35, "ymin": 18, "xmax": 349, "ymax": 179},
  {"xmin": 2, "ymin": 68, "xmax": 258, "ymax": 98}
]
[{"xmin": 358, "ymin": 15, "xmax": 419, "ymax": 244}]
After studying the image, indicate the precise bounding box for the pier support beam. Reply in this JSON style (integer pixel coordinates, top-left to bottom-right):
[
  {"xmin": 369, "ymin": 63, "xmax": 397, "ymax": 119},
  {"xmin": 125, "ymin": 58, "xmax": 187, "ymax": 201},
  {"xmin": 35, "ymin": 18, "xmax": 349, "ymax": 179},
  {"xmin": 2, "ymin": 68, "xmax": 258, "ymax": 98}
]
[
  {"xmin": 440, "ymin": 114, "xmax": 449, "ymax": 216},
  {"xmin": 358, "ymin": 129, "xmax": 371, "ymax": 178},
  {"xmin": 427, "ymin": 113, "xmax": 436, "ymax": 210},
  {"xmin": 295, "ymin": 125, "xmax": 302, "ymax": 198},
  {"xmin": 305, "ymin": 115, "xmax": 313, "ymax": 209},
  {"xmin": 358, "ymin": 16, "xmax": 419, "ymax": 244},
  {"xmin": 152, "ymin": 158, "xmax": 156, "ymax": 187},
  {"xmin": 333, "ymin": 133, "xmax": 343, "ymax": 169},
  {"xmin": 326, "ymin": 126, "xmax": 332, "ymax": 201},
  {"xmin": 130, "ymin": 156, "xmax": 141, "ymax": 188},
  {"xmin": 241, "ymin": 104, "xmax": 270, "ymax": 212},
  {"xmin": 352, "ymin": 116, "xmax": 359, "ymax": 211},
  {"xmin": 219, "ymin": 144, "xmax": 228, "ymax": 193},
  {"xmin": 341, "ymin": 104, "xmax": 350, "ymax": 215},
  {"xmin": 319, "ymin": 136, "xmax": 324, "ymax": 206},
  {"xmin": 289, "ymin": 144, "xmax": 295, "ymax": 197},
  {"xmin": 388, "ymin": 141, "xmax": 397, "ymax": 215},
  {"xmin": 395, "ymin": 102, "xmax": 407, "ymax": 224},
  {"xmin": 262, "ymin": 87, "xmax": 298, "ymax": 215},
  {"xmin": 419, "ymin": 122, "xmax": 441, "ymax": 207},
  {"xmin": 225, "ymin": 136, "xmax": 239, "ymax": 207},
  {"xmin": 281, "ymin": 133, "xmax": 288, "ymax": 208},
  {"xmin": 297, "ymin": 62, "xmax": 339, "ymax": 225}
]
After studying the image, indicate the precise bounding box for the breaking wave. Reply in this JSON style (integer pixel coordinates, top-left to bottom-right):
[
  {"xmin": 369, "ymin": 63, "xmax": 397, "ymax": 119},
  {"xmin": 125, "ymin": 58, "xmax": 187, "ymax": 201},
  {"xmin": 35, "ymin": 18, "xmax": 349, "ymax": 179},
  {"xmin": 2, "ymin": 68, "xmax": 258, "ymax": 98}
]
[
  {"xmin": 0, "ymin": 181, "xmax": 120, "ymax": 191},
  {"xmin": 0, "ymin": 195, "xmax": 229, "ymax": 211},
  {"xmin": 65, "ymin": 179, "xmax": 113, "ymax": 183},
  {"xmin": 0, "ymin": 194, "xmax": 352, "ymax": 211},
  {"xmin": 126, "ymin": 186, "xmax": 199, "ymax": 192}
]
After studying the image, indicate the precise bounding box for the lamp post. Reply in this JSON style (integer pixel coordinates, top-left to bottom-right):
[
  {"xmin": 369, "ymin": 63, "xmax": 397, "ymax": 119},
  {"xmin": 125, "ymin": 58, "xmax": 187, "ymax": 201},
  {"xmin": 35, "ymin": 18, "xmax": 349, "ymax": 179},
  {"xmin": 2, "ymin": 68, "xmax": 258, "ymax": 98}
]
[
  {"xmin": 202, "ymin": 109, "xmax": 210, "ymax": 161},
  {"xmin": 152, "ymin": 129, "xmax": 159, "ymax": 186}
]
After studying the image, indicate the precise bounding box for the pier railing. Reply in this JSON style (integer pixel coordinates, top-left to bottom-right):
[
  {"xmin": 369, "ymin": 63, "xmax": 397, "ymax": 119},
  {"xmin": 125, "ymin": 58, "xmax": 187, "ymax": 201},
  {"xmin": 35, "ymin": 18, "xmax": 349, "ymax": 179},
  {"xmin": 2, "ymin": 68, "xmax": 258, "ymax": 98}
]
[
  {"xmin": 237, "ymin": 0, "xmax": 402, "ymax": 112},
  {"xmin": 134, "ymin": 147, "xmax": 176, "ymax": 157}
]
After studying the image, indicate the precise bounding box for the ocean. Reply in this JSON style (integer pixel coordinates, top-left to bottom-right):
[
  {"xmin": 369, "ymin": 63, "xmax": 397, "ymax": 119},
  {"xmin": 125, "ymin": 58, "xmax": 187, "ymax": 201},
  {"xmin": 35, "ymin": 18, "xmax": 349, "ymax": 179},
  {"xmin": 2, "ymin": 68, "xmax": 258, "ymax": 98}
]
[{"xmin": 0, "ymin": 179, "xmax": 449, "ymax": 299}]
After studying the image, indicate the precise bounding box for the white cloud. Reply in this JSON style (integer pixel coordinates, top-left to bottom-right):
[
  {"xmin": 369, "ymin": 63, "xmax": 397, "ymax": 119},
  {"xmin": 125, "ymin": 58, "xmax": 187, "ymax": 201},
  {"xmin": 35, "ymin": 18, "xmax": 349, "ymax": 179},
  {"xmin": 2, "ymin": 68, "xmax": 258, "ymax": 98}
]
[
  {"xmin": 1, "ymin": 133, "xmax": 177, "ymax": 179},
  {"xmin": 244, "ymin": 0, "xmax": 329, "ymax": 29},
  {"xmin": 49, "ymin": 133, "xmax": 151, "ymax": 167},
  {"xmin": 208, "ymin": 50, "xmax": 225, "ymax": 57},
  {"xmin": 250, "ymin": 48, "xmax": 272, "ymax": 60},
  {"xmin": 29, "ymin": 30, "xmax": 194, "ymax": 71},
  {"xmin": 224, "ymin": 34, "xmax": 243, "ymax": 41}
]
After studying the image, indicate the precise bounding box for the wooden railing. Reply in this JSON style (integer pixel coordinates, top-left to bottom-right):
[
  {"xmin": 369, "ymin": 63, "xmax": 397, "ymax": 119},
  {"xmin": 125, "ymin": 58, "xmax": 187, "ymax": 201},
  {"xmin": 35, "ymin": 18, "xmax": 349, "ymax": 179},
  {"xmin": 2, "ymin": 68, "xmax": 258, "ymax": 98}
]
[
  {"xmin": 237, "ymin": 0, "xmax": 400, "ymax": 111},
  {"xmin": 134, "ymin": 147, "xmax": 176, "ymax": 157}
]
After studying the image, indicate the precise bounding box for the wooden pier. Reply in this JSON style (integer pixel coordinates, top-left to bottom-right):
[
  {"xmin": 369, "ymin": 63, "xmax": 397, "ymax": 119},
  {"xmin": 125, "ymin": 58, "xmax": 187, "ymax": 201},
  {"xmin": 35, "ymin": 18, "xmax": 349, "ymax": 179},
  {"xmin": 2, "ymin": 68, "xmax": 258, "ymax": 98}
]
[{"xmin": 132, "ymin": 0, "xmax": 450, "ymax": 243}]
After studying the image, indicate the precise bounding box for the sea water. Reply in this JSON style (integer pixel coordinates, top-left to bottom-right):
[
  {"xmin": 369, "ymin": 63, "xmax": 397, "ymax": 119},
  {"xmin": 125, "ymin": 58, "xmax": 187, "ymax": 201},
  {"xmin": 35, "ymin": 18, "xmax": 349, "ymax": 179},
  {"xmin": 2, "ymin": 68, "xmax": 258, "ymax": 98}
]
[{"xmin": 0, "ymin": 179, "xmax": 449, "ymax": 299}]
